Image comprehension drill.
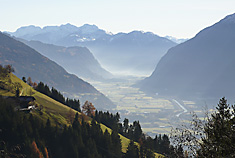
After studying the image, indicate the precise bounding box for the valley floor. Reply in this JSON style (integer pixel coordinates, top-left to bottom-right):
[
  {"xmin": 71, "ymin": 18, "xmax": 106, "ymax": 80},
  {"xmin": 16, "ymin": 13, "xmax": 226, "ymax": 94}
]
[{"xmin": 87, "ymin": 76, "xmax": 212, "ymax": 136}]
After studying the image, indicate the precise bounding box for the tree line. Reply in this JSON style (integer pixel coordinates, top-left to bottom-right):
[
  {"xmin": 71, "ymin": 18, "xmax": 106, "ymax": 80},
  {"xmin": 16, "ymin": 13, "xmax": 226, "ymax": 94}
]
[
  {"xmin": 34, "ymin": 81, "xmax": 81, "ymax": 112},
  {"xmin": 0, "ymin": 96, "xmax": 122, "ymax": 158},
  {"xmin": 93, "ymin": 110, "xmax": 182, "ymax": 157}
]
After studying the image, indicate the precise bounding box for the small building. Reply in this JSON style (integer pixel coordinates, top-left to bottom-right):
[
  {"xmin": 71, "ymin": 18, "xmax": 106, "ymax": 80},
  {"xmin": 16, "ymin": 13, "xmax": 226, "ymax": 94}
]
[
  {"xmin": 18, "ymin": 96, "xmax": 35, "ymax": 102},
  {"xmin": 7, "ymin": 96, "xmax": 36, "ymax": 108}
]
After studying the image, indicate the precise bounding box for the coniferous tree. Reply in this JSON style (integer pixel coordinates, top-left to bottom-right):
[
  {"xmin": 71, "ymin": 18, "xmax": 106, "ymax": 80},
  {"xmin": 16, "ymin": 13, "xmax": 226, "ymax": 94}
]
[
  {"xmin": 133, "ymin": 121, "xmax": 142, "ymax": 142},
  {"xmin": 125, "ymin": 140, "xmax": 139, "ymax": 158},
  {"xmin": 111, "ymin": 131, "xmax": 122, "ymax": 158},
  {"xmin": 123, "ymin": 118, "xmax": 129, "ymax": 133},
  {"xmin": 198, "ymin": 97, "xmax": 235, "ymax": 157},
  {"xmin": 22, "ymin": 77, "xmax": 26, "ymax": 83},
  {"xmin": 35, "ymin": 81, "xmax": 81, "ymax": 112}
]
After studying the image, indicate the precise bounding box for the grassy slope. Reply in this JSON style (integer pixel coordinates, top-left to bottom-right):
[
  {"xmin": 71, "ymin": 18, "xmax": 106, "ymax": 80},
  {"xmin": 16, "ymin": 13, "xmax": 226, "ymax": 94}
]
[{"xmin": 0, "ymin": 73, "xmax": 163, "ymax": 157}]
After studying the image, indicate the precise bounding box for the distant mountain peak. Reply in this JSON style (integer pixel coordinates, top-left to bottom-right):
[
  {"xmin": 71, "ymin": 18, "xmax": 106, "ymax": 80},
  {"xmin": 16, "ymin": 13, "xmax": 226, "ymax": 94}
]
[
  {"xmin": 165, "ymin": 36, "xmax": 188, "ymax": 44},
  {"xmin": 129, "ymin": 30, "xmax": 145, "ymax": 35},
  {"xmin": 81, "ymin": 24, "xmax": 98, "ymax": 28},
  {"xmin": 79, "ymin": 24, "xmax": 100, "ymax": 33},
  {"xmin": 62, "ymin": 23, "xmax": 75, "ymax": 26},
  {"xmin": 14, "ymin": 25, "xmax": 42, "ymax": 37},
  {"xmin": 60, "ymin": 23, "xmax": 78, "ymax": 29},
  {"xmin": 127, "ymin": 31, "xmax": 164, "ymax": 39}
]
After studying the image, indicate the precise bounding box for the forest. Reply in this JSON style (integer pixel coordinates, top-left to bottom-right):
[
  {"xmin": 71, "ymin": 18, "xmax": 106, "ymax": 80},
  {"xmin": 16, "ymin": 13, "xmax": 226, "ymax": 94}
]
[
  {"xmin": 0, "ymin": 65, "xmax": 178, "ymax": 157},
  {"xmin": 1, "ymin": 65, "xmax": 235, "ymax": 157}
]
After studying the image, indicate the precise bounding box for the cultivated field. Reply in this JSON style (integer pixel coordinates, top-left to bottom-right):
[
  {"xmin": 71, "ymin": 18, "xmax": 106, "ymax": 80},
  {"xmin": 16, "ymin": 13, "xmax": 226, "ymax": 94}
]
[{"xmin": 87, "ymin": 77, "xmax": 200, "ymax": 135}]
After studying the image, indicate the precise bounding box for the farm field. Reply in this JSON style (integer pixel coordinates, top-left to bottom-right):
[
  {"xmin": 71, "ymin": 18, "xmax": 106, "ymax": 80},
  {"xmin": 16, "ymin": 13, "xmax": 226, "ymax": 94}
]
[{"xmin": 87, "ymin": 77, "xmax": 201, "ymax": 135}]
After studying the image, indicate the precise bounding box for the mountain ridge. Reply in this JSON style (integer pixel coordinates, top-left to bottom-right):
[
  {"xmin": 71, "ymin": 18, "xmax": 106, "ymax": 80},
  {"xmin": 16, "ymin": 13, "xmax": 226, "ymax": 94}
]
[
  {"xmin": 137, "ymin": 13, "xmax": 235, "ymax": 103},
  {"xmin": 16, "ymin": 38, "xmax": 113, "ymax": 80},
  {"xmin": 7, "ymin": 23, "xmax": 177, "ymax": 75},
  {"xmin": 0, "ymin": 31, "xmax": 115, "ymax": 110}
]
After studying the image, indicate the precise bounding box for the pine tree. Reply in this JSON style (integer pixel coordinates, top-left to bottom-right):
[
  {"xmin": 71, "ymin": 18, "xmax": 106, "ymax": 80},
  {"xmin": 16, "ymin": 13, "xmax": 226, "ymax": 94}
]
[
  {"xmin": 125, "ymin": 140, "xmax": 139, "ymax": 158},
  {"xmin": 123, "ymin": 118, "xmax": 129, "ymax": 133},
  {"xmin": 111, "ymin": 131, "xmax": 122, "ymax": 158},
  {"xmin": 199, "ymin": 97, "xmax": 235, "ymax": 157},
  {"xmin": 133, "ymin": 121, "xmax": 142, "ymax": 142},
  {"xmin": 22, "ymin": 77, "xmax": 26, "ymax": 83}
]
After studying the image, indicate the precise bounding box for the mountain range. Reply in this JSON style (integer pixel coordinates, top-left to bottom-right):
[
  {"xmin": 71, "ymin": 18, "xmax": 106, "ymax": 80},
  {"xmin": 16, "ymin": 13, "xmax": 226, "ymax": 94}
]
[
  {"xmin": 164, "ymin": 36, "xmax": 188, "ymax": 44},
  {"xmin": 0, "ymin": 32, "xmax": 115, "ymax": 110},
  {"xmin": 8, "ymin": 24, "xmax": 177, "ymax": 75},
  {"xmin": 17, "ymin": 39, "xmax": 113, "ymax": 80},
  {"xmin": 137, "ymin": 13, "xmax": 235, "ymax": 103}
]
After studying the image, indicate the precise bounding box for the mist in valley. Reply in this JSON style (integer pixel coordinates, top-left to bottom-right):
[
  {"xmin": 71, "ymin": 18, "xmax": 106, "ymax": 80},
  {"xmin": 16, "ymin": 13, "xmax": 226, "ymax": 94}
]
[
  {"xmin": 2, "ymin": 1, "xmax": 235, "ymax": 157},
  {"xmin": 9, "ymin": 13, "xmax": 235, "ymax": 136}
]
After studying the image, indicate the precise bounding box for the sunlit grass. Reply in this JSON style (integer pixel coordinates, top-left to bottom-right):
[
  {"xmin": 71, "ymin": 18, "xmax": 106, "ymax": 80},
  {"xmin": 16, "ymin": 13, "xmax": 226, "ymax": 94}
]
[
  {"xmin": 0, "ymin": 89, "xmax": 14, "ymax": 96},
  {"xmin": 0, "ymin": 74, "xmax": 167, "ymax": 155}
]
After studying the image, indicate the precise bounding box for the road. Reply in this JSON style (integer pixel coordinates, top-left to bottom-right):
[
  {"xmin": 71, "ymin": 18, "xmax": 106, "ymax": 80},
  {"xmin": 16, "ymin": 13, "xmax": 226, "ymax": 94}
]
[{"xmin": 172, "ymin": 99, "xmax": 188, "ymax": 117}]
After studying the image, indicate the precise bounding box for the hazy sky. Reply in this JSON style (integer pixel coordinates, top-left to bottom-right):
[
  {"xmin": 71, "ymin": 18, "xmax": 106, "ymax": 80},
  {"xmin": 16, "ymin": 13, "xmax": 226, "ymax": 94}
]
[{"xmin": 1, "ymin": 0, "xmax": 234, "ymax": 38}]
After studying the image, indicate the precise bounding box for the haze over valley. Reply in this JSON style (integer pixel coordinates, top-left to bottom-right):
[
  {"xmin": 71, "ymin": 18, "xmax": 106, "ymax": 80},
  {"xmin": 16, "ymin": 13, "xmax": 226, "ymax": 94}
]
[
  {"xmin": 1, "ymin": 1, "xmax": 235, "ymax": 156},
  {"xmin": 3, "ymin": 13, "xmax": 235, "ymax": 135},
  {"xmin": 8, "ymin": 24, "xmax": 177, "ymax": 76}
]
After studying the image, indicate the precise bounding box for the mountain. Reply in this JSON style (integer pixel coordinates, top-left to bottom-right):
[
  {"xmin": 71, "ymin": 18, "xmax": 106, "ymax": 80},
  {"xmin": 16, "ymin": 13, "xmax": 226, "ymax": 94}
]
[
  {"xmin": 8, "ymin": 24, "xmax": 177, "ymax": 76},
  {"xmin": 17, "ymin": 39, "xmax": 113, "ymax": 80},
  {"xmin": 9, "ymin": 23, "xmax": 110, "ymax": 46},
  {"xmin": 0, "ymin": 32, "xmax": 115, "ymax": 109},
  {"xmin": 85, "ymin": 31, "xmax": 177, "ymax": 76},
  {"xmin": 137, "ymin": 13, "xmax": 235, "ymax": 102},
  {"xmin": 165, "ymin": 36, "xmax": 188, "ymax": 44}
]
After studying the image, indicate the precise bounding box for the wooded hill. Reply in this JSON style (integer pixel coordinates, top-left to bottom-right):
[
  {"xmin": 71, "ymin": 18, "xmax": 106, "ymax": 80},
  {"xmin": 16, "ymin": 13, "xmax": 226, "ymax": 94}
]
[{"xmin": 0, "ymin": 67, "xmax": 167, "ymax": 157}]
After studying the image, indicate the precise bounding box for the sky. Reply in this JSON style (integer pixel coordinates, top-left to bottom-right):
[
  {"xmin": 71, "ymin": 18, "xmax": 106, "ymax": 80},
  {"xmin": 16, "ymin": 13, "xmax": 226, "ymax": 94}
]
[{"xmin": 1, "ymin": 0, "xmax": 235, "ymax": 38}]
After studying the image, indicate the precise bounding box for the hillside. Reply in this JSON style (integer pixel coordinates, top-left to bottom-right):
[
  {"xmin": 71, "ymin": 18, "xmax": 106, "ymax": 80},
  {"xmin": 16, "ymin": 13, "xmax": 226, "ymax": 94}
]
[
  {"xmin": 0, "ymin": 73, "xmax": 127, "ymax": 151},
  {"xmin": 17, "ymin": 39, "xmax": 113, "ymax": 80},
  {"xmin": 0, "ymin": 32, "xmax": 115, "ymax": 110},
  {"xmin": 8, "ymin": 24, "xmax": 177, "ymax": 75},
  {"xmin": 0, "ymin": 72, "xmax": 163, "ymax": 157},
  {"xmin": 137, "ymin": 13, "xmax": 235, "ymax": 103}
]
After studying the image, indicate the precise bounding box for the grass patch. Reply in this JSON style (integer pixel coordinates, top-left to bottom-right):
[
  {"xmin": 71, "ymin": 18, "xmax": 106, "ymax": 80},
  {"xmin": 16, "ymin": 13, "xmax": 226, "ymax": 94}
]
[{"xmin": 0, "ymin": 73, "xmax": 167, "ymax": 156}]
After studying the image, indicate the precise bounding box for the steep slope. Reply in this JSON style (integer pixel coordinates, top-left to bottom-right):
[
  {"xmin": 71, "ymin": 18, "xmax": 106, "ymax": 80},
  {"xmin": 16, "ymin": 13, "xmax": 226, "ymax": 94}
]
[
  {"xmin": 138, "ymin": 13, "xmax": 235, "ymax": 102},
  {"xmin": 18, "ymin": 39, "xmax": 113, "ymax": 80},
  {"xmin": 8, "ymin": 24, "xmax": 176, "ymax": 75},
  {"xmin": 0, "ymin": 32, "xmax": 115, "ymax": 109},
  {"xmin": 0, "ymin": 73, "xmax": 164, "ymax": 157}
]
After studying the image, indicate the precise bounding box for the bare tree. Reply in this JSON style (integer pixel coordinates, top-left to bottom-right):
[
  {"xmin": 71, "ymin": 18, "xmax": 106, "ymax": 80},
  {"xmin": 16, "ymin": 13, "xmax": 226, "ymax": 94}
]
[
  {"xmin": 170, "ymin": 112, "xmax": 207, "ymax": 157},
  {"xmin": 27, "ymin": 77, "xmax": 33, "ymax": 86}
]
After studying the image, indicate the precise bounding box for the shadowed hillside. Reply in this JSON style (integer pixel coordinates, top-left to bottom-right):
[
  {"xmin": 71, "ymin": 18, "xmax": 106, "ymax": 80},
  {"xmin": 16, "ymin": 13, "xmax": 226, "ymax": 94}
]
[
  {"xmin": 18, "ymin": 39, "xmax": 113, "ymax": 80},
  {"xmin": 0, "ymin": 32, "xmax": 115, "ymax": 110},
  {"xmin": 138, "ymin": 13, "xmax": 235, "ymax": 103}
]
